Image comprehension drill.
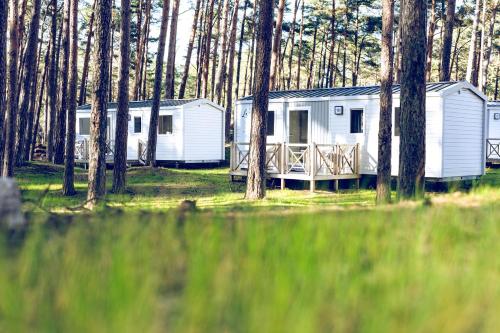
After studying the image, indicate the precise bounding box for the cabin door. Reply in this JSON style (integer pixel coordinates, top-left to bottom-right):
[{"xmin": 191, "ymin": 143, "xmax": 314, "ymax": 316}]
[{"xmin": 288, "ymin": 110, "xmax": 309, "ymax": 144}]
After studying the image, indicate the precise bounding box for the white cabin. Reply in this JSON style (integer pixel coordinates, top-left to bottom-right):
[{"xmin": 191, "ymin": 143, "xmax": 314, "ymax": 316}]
[
  {"xmin": 232, "ymin": 81, "xmax": 488, "ymax": 189},
  {"xmin": 76, "ymin": 99, "xmax": 225, "ymax": 165},
  {"xmin": 487, "ymin": 101, "xmax": 500, "ymax": 163}
]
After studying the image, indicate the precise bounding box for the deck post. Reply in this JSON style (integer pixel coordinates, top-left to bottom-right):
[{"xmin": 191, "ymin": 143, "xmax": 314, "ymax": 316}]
[
  {"xmin": 281, "ymin": 142, "xmax": 286, "ymax": 175},
  {"xmin": 356, "ymin": 178, "xmax": 360, "ymax": 190},
  {"xmin": 334, "ymin": 179, "xmax": 339, "ymax": 192},
  {"xmin": 310, "ymin": 180, "xmax": 315, "ymax": 192},
  {"xmin": 281, "ymin": 178, "xmax": 285, "ymax": 190}
]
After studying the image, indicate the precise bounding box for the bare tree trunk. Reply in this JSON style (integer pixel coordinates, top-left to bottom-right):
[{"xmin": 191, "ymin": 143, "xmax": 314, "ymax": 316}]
[
  {"xmin": 31, "ymin": 44, "xmax": 50, "ymax": 160},
  {"xmin": 245, "ymin": 0, "xmax": 273, "ymax": 200},
  {"xmin": 307, "ymin": 24, "xmax": 318, "ymax": 89},
  {"xmin": 46, "ymin": 0, "xmax": 58, "ymax": 162},
  {"xmin": 439, "ymin": 0, "xmax": 456, "ymax": 81},
  {"xmin": 225, "ymin": 0, "xmax": 241, "ymax": 142},
  {"xmin": 479, "ymin": 0, "xmax": 497, "ymax": 92},
  {"xmin": 341, "ymin": 11, "xmax": 348, "ymax": 87},
  {"xmin": 78, "ymin": 0, "xmax": 96, "ymax": 106},
  {"xmin": 108, "ymin": 6, "xmax": 115, "ymax": 102},
  {"xmin": 425, "ymin": 0, "xmax": 437, "ymax": 81},
  {"xmin": 201, "ymin": 0, "xmax": 215, "ymax": 98},
  {"xmin": 210, "ymin": 0, "xmax": 223, "ymax": 100},
  {"xmin": 466, "ymin": 0, "xmax": 481, "ymax": 85},
  {"xmin": 146, "ymin": 0, "xmax": 170, "ymax": 167},
  {"xmin": 269, "ymin": 0, "xmax": 285, "ymax": 91},
  {"xmin": 214, "ymin": 0, "xmax": 231, "ymax": 105},
  {"xmin": 133, "ymin": 0, "xmax": 144, "ymax": 100},
  {"xmin": 0, "ymin": 0, "xmax": 8, "ymax": 174},
  {"xmin": 63, "ymin": 0, "xmax": 79, "ymax": 196},
  {"xmin": 86, "ymin": 0, "xmax": 112, "ymax": 209},
  {"xmin": 195, "ymin": 0, "xmax": 207, "ymax": 98},
  {"xmin": 398, "ymin": 0, "xmax": 427, "ymax": 200},
  {"xmin": 164, "ymin": 0, "xmax": 180, "ymax": 99},
  {"xmin": 495, "ymin": 60, "xmax": 499, "ymax": 100},
  {"xmin": 112, "ymin": 0, "xmax": 130, "ymax": 193},
  {"xmin": 235, "ymin": 0, "xmax": 249, "ymax": 100},
  {"xmin": 134, "ymin": 0, "xmax": 151, "ymax": 100},
  {"xmin": 327, "ymin": 0, "xmax": 336, "ymax": 88},
  {"xmin": 450, "ymin": 26, "xmax": 461, "ymax": 78},
  {"xmin": 2, "ymin": 0, "xmax": 20, "ymax": 177},
  {"xmin": 246, "ymin": 12, "xmax": 256, "ymax": 95},
  {"xmin": 53, "ymin": 0, "xmax": 72, "ymax": 165},
  {"xmin": 16, "ymin": 0, "xmax": 42, "ymax": 166},
  {"xmin": 394, "ymin": 23, "xmax": 402, "ymax": 83},
  {"xmin": 377, "ymin": 0, "xmax": 394, "ymax": 204},
  {"xmin": 178, "ymin": 0, "xmax": 202, "ymax": 99}
]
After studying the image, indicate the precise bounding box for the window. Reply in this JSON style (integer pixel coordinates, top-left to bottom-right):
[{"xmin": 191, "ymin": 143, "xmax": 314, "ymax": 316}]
[
  {"xmin": 133, "ymin": 117, "xmax": 142, "ymax": 133},
  {"xmin": 394, "ymin": 107, "xmax": 401, "ymax": 136},
  {"xmin": 79, "ymin": 117, "xmax": 90, "ymax": 135},
  {"xmin": 267, "ymin": 111, "xmax": 275, "ymax": 136},
  {"xmin": 158, "ymin": 115, "xmax": 173, "ymax": 134},
  {"xmin": 350, "ymin": 109, "xmax": 363, "ymax": 133}
]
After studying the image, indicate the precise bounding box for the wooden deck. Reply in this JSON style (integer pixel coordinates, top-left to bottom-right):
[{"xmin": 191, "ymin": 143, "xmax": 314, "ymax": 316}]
[
  {"xmin": 230, "ymin": 142, "xmax": 361, "ymax": 192},
  {"xmin": 487, "ymin": 139, "xmax": 500, "ymax": 164}
]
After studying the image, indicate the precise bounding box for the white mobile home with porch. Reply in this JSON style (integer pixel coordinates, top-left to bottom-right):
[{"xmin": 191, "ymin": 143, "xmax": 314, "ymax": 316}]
[
  {"xmin": 76, "ymin": 99, "xmax": 225, "ymax": 165},
  {"xmin": 231, "ymin": 81, "xmax": 488, "ymax": 190},
  {"xmin": 487, "ymin": 101, "xmax": 500, "ymax": 163}
]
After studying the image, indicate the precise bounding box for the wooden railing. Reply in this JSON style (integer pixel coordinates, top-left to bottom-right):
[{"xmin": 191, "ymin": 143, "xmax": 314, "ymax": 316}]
[
  {"xmin": 231, "ymin": 142, "xmax": 360, "ymax": 178},
  {"xmin": 487, "ymin": 139, "xmax": 500, "ymax": 161},
  {"xmin": 138, "ymin": 140, "xmax": 148, "ymax": 165},
  {"xmin": 75, "ymin": 139, "xmax": 115, "ymax": 162}
]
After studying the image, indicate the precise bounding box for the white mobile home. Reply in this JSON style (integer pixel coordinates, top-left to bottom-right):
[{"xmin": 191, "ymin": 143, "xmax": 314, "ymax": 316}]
[
  {"xmin": 487, "ymin": 101, "xmax": 500, "ymax": 163},
  {"xmin": 231, "ymin": 81, "xmax": 488, "ymax": 190},
  {"xmin": 76, "ymin": 99, "xmax": 225, "ymax": 165}
]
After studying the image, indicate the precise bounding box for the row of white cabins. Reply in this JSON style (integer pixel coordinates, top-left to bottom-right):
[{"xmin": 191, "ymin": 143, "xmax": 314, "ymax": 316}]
[{"xmin": 75, "ymin": 81, "xmax": 500, "ymax": 191}]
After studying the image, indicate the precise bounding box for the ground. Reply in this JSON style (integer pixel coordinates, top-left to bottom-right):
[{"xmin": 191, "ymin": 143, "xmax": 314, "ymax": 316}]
[{"xmin": 0, "ymin": 163, "xmax": 499, "ymax": 332}]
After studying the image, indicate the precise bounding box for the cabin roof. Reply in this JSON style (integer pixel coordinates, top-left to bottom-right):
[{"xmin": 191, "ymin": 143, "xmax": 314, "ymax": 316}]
[
  {"xmin": 488, "ymin": 101, "xmax": 500, "ymax": 108},
  {"xmin": 239, "ymin": 81, "xmax": 460, "ymax": 101},
  {"xmin": 77, "ymin": 98, "xmax": 201, "ymax": 111}
]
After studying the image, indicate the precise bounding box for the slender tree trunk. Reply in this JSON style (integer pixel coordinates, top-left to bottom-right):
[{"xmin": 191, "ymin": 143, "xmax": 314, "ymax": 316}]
[
  {"xmin": 398, "ymin": 0, "xmax": 427, "ymax": 200},
  {"xmin": 86, "ymin": 0, "xmax": 112, "ymax": 209},
  {"xmin": 214, "ymin": 0, "xmax": 231, "ymax": 105},
  {"xmin": 112, "ymin": 0, "xmax": 131, "ymax": 193},
  {"xmin": 377, "ymin": 0, "xmax": 394, "ymax": 204},
  {"xmin": 225, "ymin": 0, "xmax": 241, "ymax": 142},
  {"xmin": 108, "ymin": 9, "xmax": 115, "ymax": 102},
  {"xmin": 466, "ymin": 0, "xmax": 481, "ymax": 85},
  {"xmin": 210, "ymin": 0, "xmax": 224, "ymax": 100},
  {"xmin": 195, "ymin": 0, "xmax": 207, "ymax": 98},
  {"xmin": 295, "ymin": 0, "xmax": 305, "ymax": 89},
  {"xmin": 63, "ymin": 0, "xmax": 79, "ymax": 195},
  {"xmin": 247, "ymin": 12, "xmax": 256, "ymax": 95},
  {"xmin": 351, "ymin": 6, "xmax": 360, "ymax": 86},
  {"xmin": 0, "ymin": 0, "xmax": 6, "ymax": 175},
  {"xmin": 439, "ymin": 0, "xmax": 456, "ymax": 81},
  {"xmin": 341, "ymin": 11, "xmax": 348, "ymax": 87},
  {"xmin": 46, "ymin": 0, "xmax": 58, "ymax": 162},
  {"xmin": 78, "ymin": 0, "xmax": 96, "ymax": 106},
  {"xmin": 494, "ymin": 60, "xmax": 499, "ymax": 100},
  {"xmin": 327, "ymin": 0, "xmax": 336, "ymax": 88},
  {"xmin": 31, "ymin": 44, "xmax": 50, "ymax": 160},
  {"xmin": 146, "ymin": 0, "xmax": 170, "ymax": 166},
  {"xmin": 450, "ymin": 26, "xmax": 461, "ymax": 78},
  {"xmin": 307, "ymin": 24, "xmax": 318, "ymax": 89},
  {"xmin": 178, "ymin": 0, "xmax": 202, "ymax": 99},
  {"xmin": 164, "ymin": 0, "xmax": 180, "ymax": 99},
  {"xmin": 234, "ymin": 0, "xmax": 248, "ymax": 100},
  {"xmin": 2, "ymin": 0, "xmax": 20, "ymax": 177},
  {"xmin": 394, "ymin": 23, "xmax": 402, "ymax": 83},
  {"xmin": 133, "ymin": 0, "xmax": 144, "ymax": 100},
  {"xmin": 201, "ymin": 0, "xmax": 215, "ymax": 98},
  {"xmin": 16, "ymin": 0, "xmax": 41, "ymax": 166},
  {"xmin": 425, "ymin": 0, "xmax": 437, "ymax": 81},
  {"xmin": 53, "ymin": 0, "xmax": 71, "ymax": 165},
  {"xmin": 269, "ymin": 0, "xmax": 286, "ymax": 91},
  {"xmin": 479, "ymin": 0, "xmax": 497, "ymax": 92},
  {"xmin": 245, "ymin": 0, "xmax": 273, "ymax": 200}
]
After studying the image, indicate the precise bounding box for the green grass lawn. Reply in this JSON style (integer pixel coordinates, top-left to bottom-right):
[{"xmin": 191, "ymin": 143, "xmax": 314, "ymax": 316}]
[{"xmin": 1, "ymin": 163, "xmax": 499, "ymax": 332}]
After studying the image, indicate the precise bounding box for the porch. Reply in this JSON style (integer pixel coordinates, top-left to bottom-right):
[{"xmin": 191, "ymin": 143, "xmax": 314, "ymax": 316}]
[
  {"xmin": 230, "ymin": 142, "xmax": 361, "ymax": 192},
  {"xmin": 487, "ymin": 139, "xmax": 500, "ymax": 164}
]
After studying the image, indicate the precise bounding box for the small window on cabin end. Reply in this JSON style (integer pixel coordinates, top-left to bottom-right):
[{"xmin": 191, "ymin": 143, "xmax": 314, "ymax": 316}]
[
  {"xmin": 350, "ymin": 109, "xmax": 363, "ymax": 134},
  {"xmin": 79, "ymin": 117, "xmax": 90, "ymax": 135},
  {"xmin": 133, "ymin": 117, "xmax": 142, "ymax": 133},
  {"xmin": 267, "ymin": 111, "xmax": 275, "ymax": 136},
  {"xmin": 394, "ymin": 107, "xmax": 401, "ymax": 136},
  {"xmin": 158, "ymin": 115, "xmax": 173, "ymax": 135}
]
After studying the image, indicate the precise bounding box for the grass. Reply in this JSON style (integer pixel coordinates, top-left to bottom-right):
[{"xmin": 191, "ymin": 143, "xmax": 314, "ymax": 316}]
[{"xmin": 1, "ymin": 163, "xmax": 499, "ymax": 332}]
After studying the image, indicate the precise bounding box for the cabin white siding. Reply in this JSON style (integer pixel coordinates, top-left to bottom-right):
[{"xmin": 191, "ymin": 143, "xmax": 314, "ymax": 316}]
[{"xmin": 442, "ymin": 89, "xmax": 485, "ymax": 177}]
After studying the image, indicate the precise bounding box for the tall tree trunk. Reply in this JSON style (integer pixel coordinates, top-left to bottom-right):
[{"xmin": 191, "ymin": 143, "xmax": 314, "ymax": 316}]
[
  {"xmin": 214, "ymin": 0, "xmax": 231, "ymax": 105},
  {"xmin": 341, "ymin": 10, "xmax": 348, "ymax": 87},
  {"xmin": 450, "ymin": 26, "xmax": 461, "ymax": 78},
  {"xmin": 16, "ymin": 0, "xmax": 41, "ymax": 166},
  {"xmin": 479, "ymin": 0, "xmax": 497, "ymax": 92},
  {"xmin": 63, "ymin": 0, "xmax": 79, "ymax": 195},
  {"xmin": 201, "ymin": 0, "xmax": 215, "ymax": 98},
  {"xmin": 425, "ymin": 0, "xmax": 437, "ymax": 81},
  {"xmin": 133, "ymin": 0, "xmax": 144, "ymax": 100},
  {"xmin": 86, "ymin": 0, "xmax": 112, "ymax": 209},
  {"xmin": 247, "ymin": 11, "xmax": 256, "ymax": 95},
  {"xmin": 327, "ymin": 0, "xmax": 336, "ymax": 88},
  {"xmin": 31, "ymin": 43, "xmax": 50, "ymax": 160},
  {"xmin": 377, "ymin": 0, "xmax": 394, "ymax": 204},
  {"xmin": 195, "ymin": 0, "xmax": 207, "ymax": 98},
  {"xmin": 210, "ymin": 0, "xmax": 223, "ymax": 100},
  {"xmin": 351, "ymin": 6, "xmax": 360, "ymax": 86},
  {"xmin": 178, "ymin": 0, "xmax": 202, "ymax": 99},
  {"xmin": 225, "ymin": 0, "xmax": 241, "ymax": 142},
  {"xmin": 112, "ymin": 0, "xmax": 131, "ymax": 193},
  {"xmin": 108, "ymin": 8, "xmax": 115, "ymax": 102},
  {"xmin": 134, "ymin": 0, "xmax": 151, "ymax": 100},
  {"xmin": 0, "ymin": 0, "xmax": 6, "ymax": 175},
  {"xmin": 146, "ymin": 0, "xmax": 170, "ymax": 166},
  {"xmin": 398, "ymin": 0, "xmax": 427, "ymax": 200},
  {"xmin": 494, "ymin": 60, "xmax": 499, "ymax": 100},
  {"xmin": 78, "ymin": 0, "xmax": 96, "ymax": 105},
  {"xmin": 439, "ymin": 0, "xmax": 456, "ymax": 81},
  {"xmin": 54, "ymin": 0, "xmax": 72, "ymax": 165},
  {"xmin": 466, "ymin": 0, "xmax": 481, "ymax": 85},
  {"xmin": 307, "ymin": 24, "xmax": 318, "ymax": 89},
  {"xmin": 245, "ymin": 0, "xmax": 273, "ymax": 200},
  {"xmin": 164, "ymin": 0, "xmax": 180, "ymax": 99},
  {"xmin": 2, "ymin": 0, "xmax": 20, "ymax": 177},
  {"xmin": 269, "ymin": 0, "xmax": 286, "ymax": 91},
  {"xmin": 234, "ymin": 0, "xmax": 248, "ymax": 100}
]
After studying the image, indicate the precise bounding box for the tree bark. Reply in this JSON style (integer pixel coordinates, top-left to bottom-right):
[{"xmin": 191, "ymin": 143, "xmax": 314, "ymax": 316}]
[
  {"xmin": 245, "ymin": 0, "xmax": 273, "ymax": 200},
  {"xmin": 201, "ymin": 0, "xmax": 215, "ymax": 98},
  {"xmin": 327, "ymin": 0, "xmax": 336, "ymax": 88},
  {"xmin": 78, "ymin": 0, "xmax": 96, "ymax": 106},
  {"xmin": 466, "ymin": 0, "xmax": 481, "ymax": 85},
  {"xmin": 269, "ymin": 0, "xmax": 286, "ymax": 91},
  {"xmin": 425, "ymin": 0, "xmax": 437, "ymax": 81},
  {"xmin": 377, "ymin": 0, "xmax": 394, "ymax": 204},
  {"xmin": 112, "ymin": 0, "xmax": 131, "ymax": 193},
  {"xmin": 31, "ymin": 43, "xmax": 50, "ymax": 160},
  {"xmin": 164, "ymin": 0, "xmax": 180, "ymax": 99},
  {"xmin": 63, "ymin": 0, "xmax": 79, "ymax": 196},
  {"xmin": 16, "ymin": 0, "xmax": 42, "ymax": 166},
  {"xmin": 0, "ymin": 0, "xmax": 9, "ymax": 174},
  {"xmin": 86, "ymin": 0, "xmax": 112, "ymax": 208},
  {"xmin": 234, "ymin": 0, "xmax": 249, "ymax": 100},
  {"xmin": 478, "ymin": 0, "xmax": 497, "ymax": 92},
  {"xmin": 2, "ymin": 0, "xmax": 20, "ymax": 177},
  {"xmin": 210, "ymin": 0, "xmax": 224, "ymax": 100},
  {"xmin": 178, "ymin": 0, "xmax": 202, "ymax": 99},
  {"xmin": 146, "ymin": 0, "xmax": 170, "ymax": 166},
  {"xmin": 295, "ymin": 0, "xmax": 305, "ymax": 89},
  {"xmin": 439, "ymin": 0, "xmax": 456, "ymax": 81},
  {"xmin": 133, "ymin": 0, "xmax": 151, "ymax": 100},
  {"xmin": 214, "ymin": 0, "xmax": 231, "ymax": 105},
  {"xmin": 398, "ymin": 0, "xmax": 427, "ymax": 200},
  {"xmin": 307, "ymin": 24, "xmax": 318, "ymax": 89}
]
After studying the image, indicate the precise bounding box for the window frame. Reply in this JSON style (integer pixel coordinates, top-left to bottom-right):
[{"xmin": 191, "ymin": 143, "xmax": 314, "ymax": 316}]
[
  {"xmin": 350, "ymin": 108, "xmax": 364, "ymax": 134},
  {"xmin": 394, "ymin": 107, "xmax": 401, "ymax": 136},
  {"xmin": 267, "ymin": 110, "xmax": 275, "ymax": 136},
  {"xmin": 133, "ymin": 116, "xmax": 142, "ymax": 134},
  {"xmin": 79, "ymin": 117, "xmax": 91, "ymax": 136},
  {"xmin": 158, "ymin": 114, "xmax": 173, "ymax": 135}
]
